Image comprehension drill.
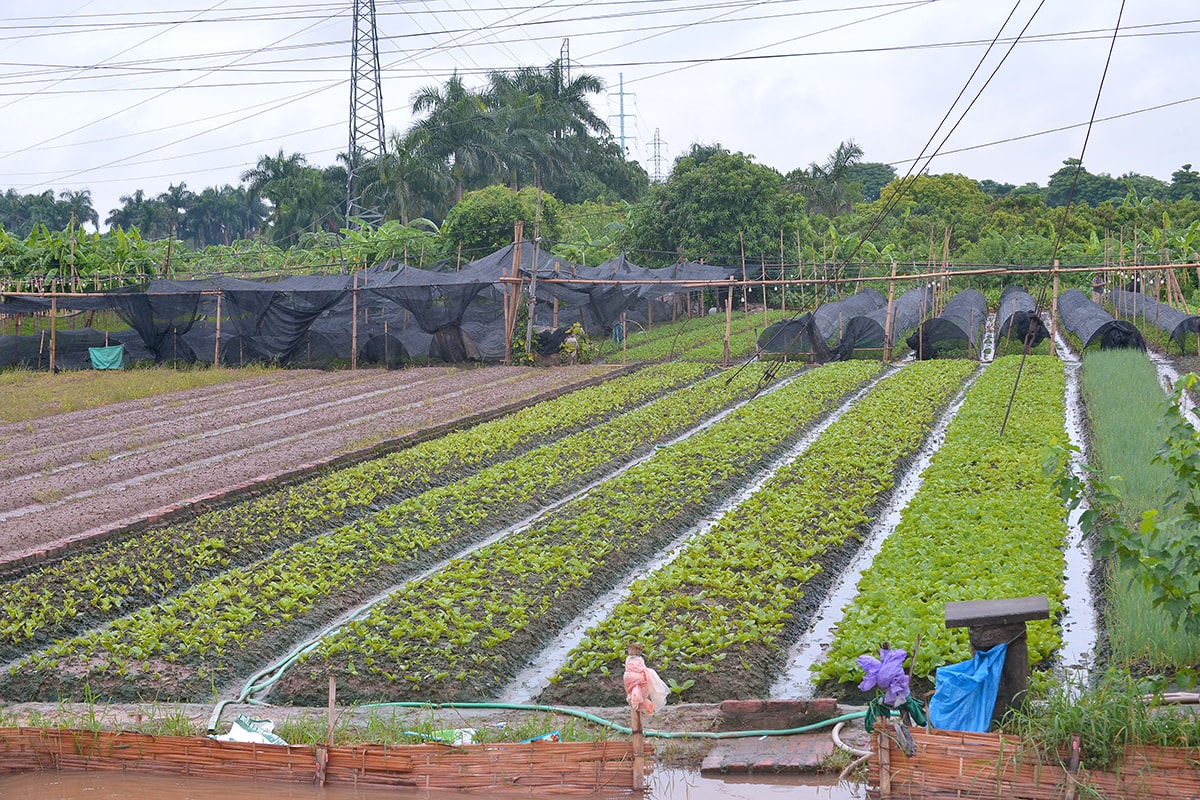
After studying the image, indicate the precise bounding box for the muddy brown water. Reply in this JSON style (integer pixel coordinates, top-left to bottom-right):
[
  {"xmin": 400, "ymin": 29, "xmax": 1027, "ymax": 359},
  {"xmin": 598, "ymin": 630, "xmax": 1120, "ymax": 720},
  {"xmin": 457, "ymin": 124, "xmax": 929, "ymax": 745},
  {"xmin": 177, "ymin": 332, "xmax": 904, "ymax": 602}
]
[{"xmin": 0, "ymin": 769, "xmax": 862, "ymax": 799}]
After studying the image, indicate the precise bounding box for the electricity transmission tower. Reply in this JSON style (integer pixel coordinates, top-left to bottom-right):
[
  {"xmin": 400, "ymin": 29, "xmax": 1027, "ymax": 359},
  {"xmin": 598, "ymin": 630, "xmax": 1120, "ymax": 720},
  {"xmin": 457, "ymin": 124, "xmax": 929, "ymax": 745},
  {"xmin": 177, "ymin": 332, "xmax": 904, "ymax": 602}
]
[
  {"xmin": 608, "ymin": 73, "xmax": 635, "ymax": 157},
  {"xmin": 650, "ymin": 128, "xmax": 667, "ymax": 183},
  {"xmin": 346, "ymin": 0, "xmax": 385, "ymax": 226}
]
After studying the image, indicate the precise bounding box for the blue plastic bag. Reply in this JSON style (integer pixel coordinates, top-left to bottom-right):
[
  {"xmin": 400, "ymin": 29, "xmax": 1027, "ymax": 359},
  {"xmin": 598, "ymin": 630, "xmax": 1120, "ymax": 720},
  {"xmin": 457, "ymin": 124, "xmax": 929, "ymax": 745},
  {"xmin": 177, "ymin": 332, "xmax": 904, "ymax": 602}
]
[{"xmin": 928, "ymin": 643, "xmax": 1008, "ymax": 733}]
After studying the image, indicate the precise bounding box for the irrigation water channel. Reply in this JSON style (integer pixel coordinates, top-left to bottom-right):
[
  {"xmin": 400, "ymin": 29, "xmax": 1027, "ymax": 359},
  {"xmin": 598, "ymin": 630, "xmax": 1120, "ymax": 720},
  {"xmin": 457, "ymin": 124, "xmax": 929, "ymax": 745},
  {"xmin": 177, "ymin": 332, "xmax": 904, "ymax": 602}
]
[{"xmin": 0, "ymin": 767, "xmax": 861, "ymax": 799}]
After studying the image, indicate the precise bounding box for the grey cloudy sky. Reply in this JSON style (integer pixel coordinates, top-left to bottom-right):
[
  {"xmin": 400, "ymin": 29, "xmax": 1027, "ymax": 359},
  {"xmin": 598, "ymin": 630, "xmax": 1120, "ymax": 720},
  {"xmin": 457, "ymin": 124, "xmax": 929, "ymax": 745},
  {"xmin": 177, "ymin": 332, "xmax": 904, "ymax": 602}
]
[{"xmin": 0, "ymin": 0, "xmax": 1195, "ymax": 226}]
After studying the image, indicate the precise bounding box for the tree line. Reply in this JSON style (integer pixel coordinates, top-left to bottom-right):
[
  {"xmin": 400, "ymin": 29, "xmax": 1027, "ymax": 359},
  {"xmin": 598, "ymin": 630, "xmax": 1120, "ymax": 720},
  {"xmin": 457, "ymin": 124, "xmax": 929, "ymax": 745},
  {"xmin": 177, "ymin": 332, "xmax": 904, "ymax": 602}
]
[{"xmin": 3, "ymin": 57, "xmax": 1200, "ymax": 295}]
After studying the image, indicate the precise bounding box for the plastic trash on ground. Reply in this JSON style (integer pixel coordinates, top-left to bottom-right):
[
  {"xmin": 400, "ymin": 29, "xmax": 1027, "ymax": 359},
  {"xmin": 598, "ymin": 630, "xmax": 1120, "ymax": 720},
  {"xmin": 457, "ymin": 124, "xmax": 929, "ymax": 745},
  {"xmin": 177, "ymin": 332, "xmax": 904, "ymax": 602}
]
[
  {"xmin": 624, "ymin": 653, "xmax": 669, "ymax": 716},
  {"xmin": 928, "ymin": 643, "xmax": 1008, "ymax": 733},
  {"xmin": 212, "ymin": 714, "xmax": 288, "ymax": 745}
]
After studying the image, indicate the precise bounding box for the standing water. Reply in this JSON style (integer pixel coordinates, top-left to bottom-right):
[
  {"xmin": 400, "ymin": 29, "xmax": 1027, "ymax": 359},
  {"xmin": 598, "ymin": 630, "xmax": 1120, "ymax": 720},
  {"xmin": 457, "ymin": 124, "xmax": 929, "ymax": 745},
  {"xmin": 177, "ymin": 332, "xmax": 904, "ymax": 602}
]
[{"xmin": 0, "ymin": 768, "xmax": 864, "ymax": 799}]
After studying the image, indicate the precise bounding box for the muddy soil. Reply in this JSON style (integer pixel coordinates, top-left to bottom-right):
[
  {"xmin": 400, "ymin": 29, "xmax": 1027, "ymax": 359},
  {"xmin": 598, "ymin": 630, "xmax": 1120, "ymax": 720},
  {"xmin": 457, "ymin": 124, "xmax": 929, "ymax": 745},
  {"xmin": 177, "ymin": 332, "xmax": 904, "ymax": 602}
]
[{"xmin": 0, "ymin": 365, "xmax": 613, "ymax": 565}]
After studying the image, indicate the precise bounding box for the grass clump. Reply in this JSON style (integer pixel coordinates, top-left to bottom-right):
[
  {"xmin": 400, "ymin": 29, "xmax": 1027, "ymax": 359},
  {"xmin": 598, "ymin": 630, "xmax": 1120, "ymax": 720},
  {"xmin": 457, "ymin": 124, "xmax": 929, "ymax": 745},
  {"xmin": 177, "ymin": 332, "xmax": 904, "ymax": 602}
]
[
  {"xmin": 1079, "ymin": 350, "xmax": 1200, "ymax": 668},
  {"xmin": 1003, "ymin": 669, "xmax": 1200, "ymax": 772}
]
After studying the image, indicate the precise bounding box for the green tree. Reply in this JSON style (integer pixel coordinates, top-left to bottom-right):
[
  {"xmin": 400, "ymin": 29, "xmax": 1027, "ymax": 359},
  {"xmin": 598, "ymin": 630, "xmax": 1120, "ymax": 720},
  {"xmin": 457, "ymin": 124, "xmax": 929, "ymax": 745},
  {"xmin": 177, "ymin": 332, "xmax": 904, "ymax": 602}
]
[
  {"xmin": 847, "ymin": 161, "xmax": 897, "ymax": 202},
  {"xmin": 975, "ymin": 179, "xmax": 1017, "ymax": 199},
  {"xmin": 1169, "ymin": 164, "xmax": 1200, "ymax": 202},
  {"xmin": 1046, "ymin": 158, "xmax": 1127, "ymax": 207},
  {"xmin": 627, "ymin": 144, "xmax": 806, "ymax": 269},
  {"xmin": 440, "ymin": 184, "xmax": 563, "ymax": 259},
  {"xmin": 105, "ymin": 189, "xmax": 172, "ymax": 238},
  {"xmin": 241, "ymin": 151, "xmax": 343, "ymax": 246}
]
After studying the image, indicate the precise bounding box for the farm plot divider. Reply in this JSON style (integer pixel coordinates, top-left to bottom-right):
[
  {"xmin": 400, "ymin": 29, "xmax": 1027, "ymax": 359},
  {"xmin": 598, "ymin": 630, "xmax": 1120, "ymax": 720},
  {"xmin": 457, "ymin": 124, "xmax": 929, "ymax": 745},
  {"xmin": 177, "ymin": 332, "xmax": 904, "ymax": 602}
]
[
  {"xmin": 0, "ymin": 362, "xmax": 802, "ymax": 702},
  {"xmin": 0, "ymin": 363, "xmax": 709, "ymax": 664},
  {"xmin": 542, "ymin": 359, "xmax": 975, "ymax": 706},
  {"xmin": 814, "ymin": 355, "xmax": 1069, "ymax": 691},
  {"xmin": 269, "ymin": 360, "xmax": 884, "ymax": 706}
]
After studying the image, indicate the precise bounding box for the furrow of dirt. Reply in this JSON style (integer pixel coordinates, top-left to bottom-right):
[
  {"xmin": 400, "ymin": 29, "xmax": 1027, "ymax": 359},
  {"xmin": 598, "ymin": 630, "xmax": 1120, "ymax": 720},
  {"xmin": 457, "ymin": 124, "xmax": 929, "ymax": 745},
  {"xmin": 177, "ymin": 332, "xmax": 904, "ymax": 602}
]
[
  {"xmin": 0, "ymin": 365, "xmax": 614, "ymax": 562},
  {"xmin": 0, "ymin": 368, "xmax": 540, "ymax": 513},
  {"xmin": 0, "ymin": 368, "xmax": 460, "ymax": 480}
]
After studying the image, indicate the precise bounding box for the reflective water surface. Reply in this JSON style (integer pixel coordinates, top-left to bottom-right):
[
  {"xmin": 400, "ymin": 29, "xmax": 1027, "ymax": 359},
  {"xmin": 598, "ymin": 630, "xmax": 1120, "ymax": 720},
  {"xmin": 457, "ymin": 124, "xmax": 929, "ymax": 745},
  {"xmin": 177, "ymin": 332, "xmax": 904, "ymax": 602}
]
[{"xmin": 0, "ymin": 769, "xmax": 863, "ymax": 800}]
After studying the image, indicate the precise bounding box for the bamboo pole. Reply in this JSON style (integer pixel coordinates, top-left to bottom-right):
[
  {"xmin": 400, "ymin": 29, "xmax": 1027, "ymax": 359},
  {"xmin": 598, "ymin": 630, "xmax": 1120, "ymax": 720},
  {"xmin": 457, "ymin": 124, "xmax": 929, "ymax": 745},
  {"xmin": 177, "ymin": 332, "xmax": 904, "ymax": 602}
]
[
  {"xmin": 214, "ymin": 290, "xmax": 222, "ymax": 366},
  {"xmin": 883, "ymin": 262, "xmax": 896, "ymax": 362},
  {"xmin": 622, "ymin": 312, "xmax": 627, "ymax": 365},
  {"xmin": 351, "ymin": 271, "xmax": 359, "ymax": 370},
  {"xmin": 760, "ymin": 256, "xmax": 768, "ymax": 326},
  {"xmin": 723, "ymin": 281, "xmax": 732, "ymax": 368},
  {"xmin": 49, "ymin": 295, "xmax": 57, "ymax": 373},
  {"xmin": 739, "ymin": 232, "xmax": 749, "ymax": 332},
  {"xmin": 1050, "ymin": 261, "xmax": 1060, "ymax": 347},
  {"xmin": 552, "ymin": 261, "xmax": 559, "ymax": 328}
]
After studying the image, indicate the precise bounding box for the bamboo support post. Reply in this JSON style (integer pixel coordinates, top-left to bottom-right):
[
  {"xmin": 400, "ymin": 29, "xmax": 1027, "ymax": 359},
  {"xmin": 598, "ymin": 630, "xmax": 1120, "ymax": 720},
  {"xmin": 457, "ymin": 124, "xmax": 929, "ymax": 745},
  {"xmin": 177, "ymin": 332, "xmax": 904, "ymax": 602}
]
[
  {"xmin": 723, "ymin": 281, "xmax": 733, "ymax": 368},
  {"xmin": 49, "ymin": 295, "xmax": 57, "ymax": 373},
  {"xmin": 883, "ymin": 262, "xmax": 896, "ymax": 362},
  {"xmin": 350, "ymin": 272, "xmax": 359, "ymax": 371},
  {"xmin": 1050, "ymin": 261, "xmax": 1060, "ymax": 346},
  {"xmin": 213, "ymin": 290, "xmax": 222, "ymax": 366}
]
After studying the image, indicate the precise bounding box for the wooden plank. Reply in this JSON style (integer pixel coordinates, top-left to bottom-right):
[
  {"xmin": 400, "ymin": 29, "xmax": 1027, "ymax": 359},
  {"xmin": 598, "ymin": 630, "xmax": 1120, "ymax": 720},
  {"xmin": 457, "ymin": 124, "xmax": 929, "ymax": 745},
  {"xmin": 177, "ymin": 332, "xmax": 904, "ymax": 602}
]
[{"xmin": 944, "ymin": 596, "xmax": 1049, "ymax": 628}]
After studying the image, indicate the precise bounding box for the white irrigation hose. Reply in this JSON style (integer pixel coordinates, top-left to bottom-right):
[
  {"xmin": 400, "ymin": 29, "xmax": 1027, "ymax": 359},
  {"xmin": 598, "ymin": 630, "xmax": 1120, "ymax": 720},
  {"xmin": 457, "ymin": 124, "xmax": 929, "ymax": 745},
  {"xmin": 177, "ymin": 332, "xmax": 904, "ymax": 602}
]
[
  {"xmin": 833, "ymin": 720, "xmax": 872, "ymax": 782},
  {"xmin": 832, "ymin": 720, "xmax": 870, "ymax": 757}
]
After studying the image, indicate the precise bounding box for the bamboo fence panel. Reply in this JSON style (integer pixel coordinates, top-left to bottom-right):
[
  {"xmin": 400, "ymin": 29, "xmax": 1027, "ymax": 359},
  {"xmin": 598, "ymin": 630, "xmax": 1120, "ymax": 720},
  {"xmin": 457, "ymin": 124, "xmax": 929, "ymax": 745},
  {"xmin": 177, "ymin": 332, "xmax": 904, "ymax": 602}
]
[
  {"xmin": 868, "ymin": 727, "xmax": 1200, "ymax": 799},
  {"xmin": 0, "ymin": 728, "xmax": 649, "ymax": 792}
]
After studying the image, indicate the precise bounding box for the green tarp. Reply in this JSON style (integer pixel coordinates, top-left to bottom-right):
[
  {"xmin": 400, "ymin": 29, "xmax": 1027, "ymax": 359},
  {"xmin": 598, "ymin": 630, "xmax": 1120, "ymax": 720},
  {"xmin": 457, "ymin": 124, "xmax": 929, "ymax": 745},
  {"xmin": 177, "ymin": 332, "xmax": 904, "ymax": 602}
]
[{"xmin": 88, "ymin": 344, "xmax": 125, "ymax": 370}]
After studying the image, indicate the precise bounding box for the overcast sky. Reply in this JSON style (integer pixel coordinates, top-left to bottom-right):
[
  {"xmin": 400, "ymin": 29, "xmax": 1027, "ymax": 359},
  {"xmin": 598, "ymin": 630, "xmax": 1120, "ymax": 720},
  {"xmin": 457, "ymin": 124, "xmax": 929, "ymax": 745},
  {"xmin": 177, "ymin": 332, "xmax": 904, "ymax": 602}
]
[{"xmin": 0, "ymin": 0, "xmax": 1195, "ymax": 227}]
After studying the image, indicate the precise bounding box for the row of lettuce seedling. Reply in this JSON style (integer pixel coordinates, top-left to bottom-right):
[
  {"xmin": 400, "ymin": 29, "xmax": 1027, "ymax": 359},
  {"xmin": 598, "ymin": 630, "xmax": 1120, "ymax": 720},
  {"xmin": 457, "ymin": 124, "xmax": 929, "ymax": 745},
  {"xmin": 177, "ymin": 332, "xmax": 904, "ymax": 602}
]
[
  {"xmin": 268, "ymin": 361, "xmax": 884, "ymax": 705},
  {"xmin": 540, "ymin": 359, "xmax": 975, "ymax": 705},
  {"xmin": 813, "ymin": 355, "xmax": 1069, "ymax": 689},
  {"xmin": 0, "ymin": 363, "xmax": 712, "ymax": 663},
  {"xmin": 4, "ymin": 363, "xmax": 799, "ymax": 700},
  {"xmin": 619, "ymin": 310, "xmax": 788, "ymax": 363}
]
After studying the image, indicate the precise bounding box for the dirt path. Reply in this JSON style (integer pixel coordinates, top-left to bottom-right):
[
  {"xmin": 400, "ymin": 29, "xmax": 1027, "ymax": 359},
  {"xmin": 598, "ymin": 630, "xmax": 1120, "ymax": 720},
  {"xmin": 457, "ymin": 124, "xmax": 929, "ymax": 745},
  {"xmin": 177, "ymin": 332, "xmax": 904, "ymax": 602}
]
[{"xmin": 0, "ymin": 365, "xmax": 615, "ymax": 564}]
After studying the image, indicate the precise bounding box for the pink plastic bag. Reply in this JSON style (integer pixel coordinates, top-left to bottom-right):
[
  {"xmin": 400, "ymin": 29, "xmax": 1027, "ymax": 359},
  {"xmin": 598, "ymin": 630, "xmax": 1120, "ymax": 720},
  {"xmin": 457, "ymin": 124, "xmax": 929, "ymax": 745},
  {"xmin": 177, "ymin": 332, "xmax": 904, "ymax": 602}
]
[{"xmin": 623, "ymin": 655, "xmax": 669, "ymax": 716}]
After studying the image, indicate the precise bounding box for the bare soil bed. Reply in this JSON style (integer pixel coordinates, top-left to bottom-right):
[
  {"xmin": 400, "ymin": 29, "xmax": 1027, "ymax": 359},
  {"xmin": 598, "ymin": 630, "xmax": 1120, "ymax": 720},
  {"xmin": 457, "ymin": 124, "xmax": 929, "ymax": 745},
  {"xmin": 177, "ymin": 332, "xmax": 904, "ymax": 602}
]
[{"xmin": 0, "ymin": 364, "xmax": 614, "ymax": 565}]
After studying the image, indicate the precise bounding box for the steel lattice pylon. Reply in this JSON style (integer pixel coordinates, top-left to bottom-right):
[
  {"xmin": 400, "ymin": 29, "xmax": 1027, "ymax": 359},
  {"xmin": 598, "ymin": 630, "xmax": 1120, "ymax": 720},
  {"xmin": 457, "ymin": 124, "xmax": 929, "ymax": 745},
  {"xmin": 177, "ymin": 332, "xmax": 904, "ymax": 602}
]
[{"xmin": 346, "ymin": 0, "xmax": 385, "ymax": 226}]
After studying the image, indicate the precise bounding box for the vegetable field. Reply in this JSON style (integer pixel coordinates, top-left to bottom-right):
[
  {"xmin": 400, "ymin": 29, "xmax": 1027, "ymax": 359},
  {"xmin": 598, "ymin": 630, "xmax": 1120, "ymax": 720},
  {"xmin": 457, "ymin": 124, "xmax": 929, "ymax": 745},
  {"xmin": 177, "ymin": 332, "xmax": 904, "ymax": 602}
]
[{"xmin": 0, "ymin": 343, "xmax": 1146, "ymax": 708}]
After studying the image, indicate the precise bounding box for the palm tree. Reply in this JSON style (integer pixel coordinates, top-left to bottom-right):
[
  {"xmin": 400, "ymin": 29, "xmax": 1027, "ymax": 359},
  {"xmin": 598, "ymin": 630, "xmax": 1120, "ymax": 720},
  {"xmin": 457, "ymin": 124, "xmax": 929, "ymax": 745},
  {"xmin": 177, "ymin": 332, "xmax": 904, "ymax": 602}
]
[
  {"xmin": 788, "ymin": 140, "xmax": 865, "ymax": 217},
  {"xmin": 105, "ymin": 190, "xmax": 171, "ymax": 238},
  {"xmin": 410, "ymin": 72, "xmax": 499, "ymax": 203},
  {"xmin": 380, "ymin": 129, "xmax": 452, "ymax": 225},
  {"xmin": 242, "ymin": 150, "xmax": 309, "ymax": 224},
  {"xmin": 538, "ymin": 59, "xmax": 608, "ymax": 141},
  {"xmin": 58, "ymin": 189, "xmax": 99, "ymax": 230}
]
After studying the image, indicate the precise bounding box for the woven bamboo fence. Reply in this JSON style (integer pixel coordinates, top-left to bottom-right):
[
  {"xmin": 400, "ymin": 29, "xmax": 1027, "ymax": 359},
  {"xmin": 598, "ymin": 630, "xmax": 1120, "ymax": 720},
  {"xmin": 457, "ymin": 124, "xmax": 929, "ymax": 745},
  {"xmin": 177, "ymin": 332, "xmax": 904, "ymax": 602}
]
[
  {"xmin": 0, "ymin": 727, "xmax": 650, "ymax": 792},
  {"xmin": 867, "ymin": 726, "xmax": 1200, "ymax": 799}
]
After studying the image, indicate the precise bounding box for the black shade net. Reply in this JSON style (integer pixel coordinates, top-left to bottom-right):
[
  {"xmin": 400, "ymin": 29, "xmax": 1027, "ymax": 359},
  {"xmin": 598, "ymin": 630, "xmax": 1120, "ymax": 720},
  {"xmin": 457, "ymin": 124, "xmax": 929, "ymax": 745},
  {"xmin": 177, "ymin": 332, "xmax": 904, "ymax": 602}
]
[
  {"xmin": 995, "ymin": 285, "xmax": 1048, "ymax": 349},
  {"xmin": 907, "ymin": 288, "xmax": 987, "ymax": 359},
  {"xmin": 1057, "ymin": 288, "xmax": 1145, "ymax": 351},
  {"xmin": 0, "ymin": 248, "xmax": 738, "ymax": 370},
  {"xmin": 833, "ymin": 285, "xmax": 934, "ymax": 360},
  {"xmin": 1108, "ymin": 288, "xmax": 1199, "ymax": 354},
  {"xmin": 755, "ymin": 289, "xmax": 886, "ymax": 363}
]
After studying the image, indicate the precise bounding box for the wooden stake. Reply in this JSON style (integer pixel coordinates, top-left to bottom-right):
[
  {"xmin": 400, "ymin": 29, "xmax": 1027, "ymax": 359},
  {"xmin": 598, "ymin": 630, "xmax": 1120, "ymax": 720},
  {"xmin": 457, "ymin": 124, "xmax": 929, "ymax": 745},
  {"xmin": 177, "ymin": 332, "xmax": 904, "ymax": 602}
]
[
  {"xmin": 628, "ymin": 645, "xmax": 645, "ymax": 792},
  {"xmin": 327, "ymin": 675, "xmax": 337, "ymax": 746}
]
